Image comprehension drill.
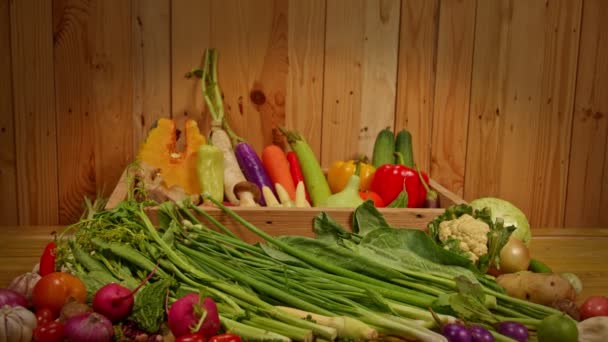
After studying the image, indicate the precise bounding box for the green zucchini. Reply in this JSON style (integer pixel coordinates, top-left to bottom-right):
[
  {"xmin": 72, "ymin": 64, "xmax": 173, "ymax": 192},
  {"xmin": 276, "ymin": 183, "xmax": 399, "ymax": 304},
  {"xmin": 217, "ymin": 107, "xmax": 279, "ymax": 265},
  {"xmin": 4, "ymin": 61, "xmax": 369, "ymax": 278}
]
[
  {"xmin": 371, "ymin": 129, "xmax": 395, "ymax": 168},
  {"xmin": 528, "ymin": 258, "xmax": 552, "ymax": 273},
  {"xmin": 394, "ymin": 129, "xmax": 414, "ymax": 168}
]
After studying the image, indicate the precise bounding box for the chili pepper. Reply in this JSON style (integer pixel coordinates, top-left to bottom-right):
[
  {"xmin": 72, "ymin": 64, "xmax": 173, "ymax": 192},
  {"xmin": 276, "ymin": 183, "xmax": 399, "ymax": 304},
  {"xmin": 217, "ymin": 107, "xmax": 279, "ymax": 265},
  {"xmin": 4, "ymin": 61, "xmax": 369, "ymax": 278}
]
[
  {"xmin": 286, "ymin": 151, "xmax": 311, "ymax": 203},
  {"xmin": 39, "ymin": 242, "xmax": 56, "ymax": 276},
  {"xmin": 208, "ymin": 333, "xmax": 242, "ymax": 342},
  {"xmin": 369, "ymin": 153, "xmax": 429, "ymax": 208},
  {"xmin": 327, "ymin": 159, "xmax": 375, "ymax": 193},
  {"xmin": 197, "ymin": 144, "xmax": 225, "ymax": 204}
]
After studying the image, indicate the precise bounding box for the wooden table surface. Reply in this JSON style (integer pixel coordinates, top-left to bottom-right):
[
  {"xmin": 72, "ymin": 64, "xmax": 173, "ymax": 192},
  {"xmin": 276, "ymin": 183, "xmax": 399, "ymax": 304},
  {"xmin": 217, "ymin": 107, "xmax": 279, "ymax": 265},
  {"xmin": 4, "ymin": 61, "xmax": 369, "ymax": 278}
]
[{"xmin": 1, "ymin": 226, "xmax": 607, "ymax": 304}]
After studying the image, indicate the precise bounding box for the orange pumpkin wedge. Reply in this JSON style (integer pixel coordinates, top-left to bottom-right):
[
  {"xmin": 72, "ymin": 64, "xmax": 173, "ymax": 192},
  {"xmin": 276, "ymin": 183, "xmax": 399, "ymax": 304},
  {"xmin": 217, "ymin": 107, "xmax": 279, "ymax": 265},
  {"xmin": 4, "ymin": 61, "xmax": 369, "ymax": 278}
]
[{"xmin": 137, "ymin": 118, "xmax": 206, "ymax": 194}]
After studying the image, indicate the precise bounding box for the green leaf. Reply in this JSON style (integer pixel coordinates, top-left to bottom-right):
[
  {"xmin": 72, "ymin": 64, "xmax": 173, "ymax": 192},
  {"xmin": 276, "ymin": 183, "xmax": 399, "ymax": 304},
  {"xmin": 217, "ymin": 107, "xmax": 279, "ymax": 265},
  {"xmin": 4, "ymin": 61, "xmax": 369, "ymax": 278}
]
[
  {"xmin": 455, "ymin": 276, "xmax": 485, "ymax": 304},
  {"xmin": 478, "ymin": 217, "xmax": 516, "ymax": 273},
  {"xmin": 387, "ymin": 190, "xmax": 408, "ymax": 208},
  {"xmin": 130, "ymin": 280, "xmax": 170, "ymax": 333},
  {"xmin": 313, "ymin": 212, "xmax": 353, "ymax": 243},
  {"xmin": 353, "ymin": 200, "xmax": 390, "ymax": 236}
]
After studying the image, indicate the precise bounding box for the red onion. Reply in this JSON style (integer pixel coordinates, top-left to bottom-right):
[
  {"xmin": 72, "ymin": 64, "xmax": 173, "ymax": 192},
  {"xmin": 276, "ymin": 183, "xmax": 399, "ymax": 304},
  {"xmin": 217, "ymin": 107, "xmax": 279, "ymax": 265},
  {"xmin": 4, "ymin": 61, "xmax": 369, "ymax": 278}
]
[
  {"xmin": 0, "ymin": 288, "xmax": 28, "ymax": 308},
  {"xmin": 64, "ymin": 312, "xmax": 114, "ymax": 342}
]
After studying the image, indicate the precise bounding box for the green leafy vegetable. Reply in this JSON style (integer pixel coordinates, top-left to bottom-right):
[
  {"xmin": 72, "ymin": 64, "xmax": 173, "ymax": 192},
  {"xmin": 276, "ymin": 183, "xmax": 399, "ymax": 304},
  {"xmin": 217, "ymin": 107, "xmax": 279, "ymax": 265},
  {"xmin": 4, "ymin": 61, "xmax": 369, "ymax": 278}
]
[
  {"xmin": 130, "ymin": 280, "xmax": 171, "ymax": 333},
  {"xmin": 353, "ymin": 200, "xmax": 389, "ymax": 236}
]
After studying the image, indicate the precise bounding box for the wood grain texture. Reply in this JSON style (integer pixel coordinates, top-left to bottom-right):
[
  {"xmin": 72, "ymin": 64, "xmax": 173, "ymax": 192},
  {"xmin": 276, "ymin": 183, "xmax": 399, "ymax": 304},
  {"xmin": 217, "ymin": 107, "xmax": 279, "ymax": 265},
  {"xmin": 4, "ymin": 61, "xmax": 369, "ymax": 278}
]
[
  {"xmin": 0, "ymin": 0, "xmax": 18, "ymax": 225},
  {"xmin": 285, "ymin": 0, "xmax": 325, "ymax": 158},
  {"xmin": 394, "ymin": 0, "xmax": 439, "ymax": 172},
  {"xmin": 10, "ymin": 0, "xmax": 59, "ymax": 224},
  {"xmin": 358, "ymin": 0, "xmax": 400, "ymax": 160},
  {"xmin": 132, "ymin": 0, "xmax": 171, "ymax": 149},
  {"xmin": 54, "ymin": 0, "xmax": 135, "ymax": 223},
  {"xmin": 321, "ymin": 0, "xmax": 400, "ymax": 166},
  {"xmin": 429, "ymin": 0, "xmax": 476, "ymax": 197},
  {"xmin": 565, "ymin": 0, "xmax": 608, "ymax": 227},
  {"xmin": 210, "ymin": 0, "xmax": 289, "ymax": 154},
  {"xmin": 2, "ymin": 225, "xmax": 607, "ymax": 305},
  {"xmin": 53, "ymin": 0, "xmax": 97, "ymax": 223},
  {"xmin": 465, "ymin": 0, "xmax": 583, "ymax": 227},
  {"xmin": 170, "ymin": 0, "xmax": 210, "ymax": 132}
]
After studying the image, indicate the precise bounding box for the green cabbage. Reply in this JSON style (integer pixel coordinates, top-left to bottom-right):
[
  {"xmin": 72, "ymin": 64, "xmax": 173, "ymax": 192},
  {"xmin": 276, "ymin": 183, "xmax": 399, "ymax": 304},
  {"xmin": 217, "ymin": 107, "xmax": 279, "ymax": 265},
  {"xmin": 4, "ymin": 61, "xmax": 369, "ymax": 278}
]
[{"xmin": 469, "ymin": 197, "xmax": 531, "ymax": 245}]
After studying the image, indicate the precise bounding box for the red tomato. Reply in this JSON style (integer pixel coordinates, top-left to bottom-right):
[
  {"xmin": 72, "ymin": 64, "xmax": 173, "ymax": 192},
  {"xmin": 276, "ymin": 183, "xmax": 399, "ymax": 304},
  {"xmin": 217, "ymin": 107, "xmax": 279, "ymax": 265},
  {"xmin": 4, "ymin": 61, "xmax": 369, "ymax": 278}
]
[
  {"xmin": 32, "ymin": 272, "xmax": 87, "ymax": 314},
  {"xmin": 33, "ymin": 321, "xmax": 65, "ymax": 342},
  {"xmin": 359, "ymin": 191, "xmax": 385, "ymax": 207},
  {"xmin": 208, "ymin": 334, "xmax": 242, "ymax": 342},
  {"xmin": 35, "ymin": 307, "xmax": 57, "ymax": 325},
  {"xmin": 176, "ymin": 333, "xmax": 206, "ymax": 342},
  {"xmin": 580, "ymin": 296, "xmax": 608, "ymax": 320}
]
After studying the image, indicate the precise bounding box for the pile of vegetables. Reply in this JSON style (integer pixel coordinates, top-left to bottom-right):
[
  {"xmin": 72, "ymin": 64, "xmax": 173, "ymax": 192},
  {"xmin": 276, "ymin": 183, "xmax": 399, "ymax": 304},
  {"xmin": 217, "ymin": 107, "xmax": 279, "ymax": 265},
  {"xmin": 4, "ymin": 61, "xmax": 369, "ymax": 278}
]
[{"xmin": 126, "ymin": 48, "xmax": 438, "ymax": 211}]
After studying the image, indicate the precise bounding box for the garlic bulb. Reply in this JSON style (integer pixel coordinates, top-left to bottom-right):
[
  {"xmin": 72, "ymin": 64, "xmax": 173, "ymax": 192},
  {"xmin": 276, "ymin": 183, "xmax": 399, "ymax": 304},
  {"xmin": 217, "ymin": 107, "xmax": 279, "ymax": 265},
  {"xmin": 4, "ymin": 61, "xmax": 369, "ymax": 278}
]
[
  {"xmin": 0, "ymin": 305, "xmax": 37, "ymax": 342},
  {"xmin": 8, "ymin": 272, "xmax": 41, "ymax": 303}
]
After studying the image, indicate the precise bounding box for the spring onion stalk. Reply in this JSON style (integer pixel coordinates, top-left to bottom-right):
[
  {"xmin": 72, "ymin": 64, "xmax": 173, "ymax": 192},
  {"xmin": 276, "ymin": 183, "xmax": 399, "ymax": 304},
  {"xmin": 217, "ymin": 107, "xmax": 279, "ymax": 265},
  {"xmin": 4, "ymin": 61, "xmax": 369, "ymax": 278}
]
[{"xmin": 243, "ymin": 316, "xmax": 314, "ymax": 341}]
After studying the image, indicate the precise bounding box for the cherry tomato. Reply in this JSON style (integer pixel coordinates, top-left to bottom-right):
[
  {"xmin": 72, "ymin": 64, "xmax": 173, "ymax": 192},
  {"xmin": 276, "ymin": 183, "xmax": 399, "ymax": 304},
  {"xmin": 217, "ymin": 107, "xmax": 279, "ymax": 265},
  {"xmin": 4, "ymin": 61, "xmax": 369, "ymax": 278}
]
[
  {"xmin": 580, "ymin": 296, "xmax": 608, "ymax": 320},
  {"xmin": 35, "ymin": 307, "xmax": 57, "ymax": 325},
  {"xmin": 32, "ymin": 272, "xmax": 87, "ymax": 314},
  {"xmin": 176, "ymin": 333, "xmax": 206, "ymax": 342},
  {"xmin": 208, "ymin": 333, "xmax": 242, "ymax": 342},
  {"xmin": 33, "ymin": 321, "xmax": 65, "ymax": 342},
  {"xmin": 359, "ymin": 191, "xmax": 385, "ymax": 207}
]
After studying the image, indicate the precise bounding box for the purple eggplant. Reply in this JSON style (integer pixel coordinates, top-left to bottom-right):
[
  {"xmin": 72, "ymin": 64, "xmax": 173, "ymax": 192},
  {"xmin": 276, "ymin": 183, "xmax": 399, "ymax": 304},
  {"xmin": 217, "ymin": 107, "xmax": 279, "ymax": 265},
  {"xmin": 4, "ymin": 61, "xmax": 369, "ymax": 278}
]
[{"xmin": 234, "ymin": 142, "xmax": 275, "ymax": 206}]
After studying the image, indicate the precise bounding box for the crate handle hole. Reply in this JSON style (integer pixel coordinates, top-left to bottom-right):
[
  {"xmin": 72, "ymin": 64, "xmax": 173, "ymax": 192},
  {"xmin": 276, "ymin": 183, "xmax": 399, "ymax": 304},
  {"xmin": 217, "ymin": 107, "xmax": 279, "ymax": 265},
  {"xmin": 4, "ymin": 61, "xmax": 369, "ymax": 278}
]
[{"xmin": 266, "ymin": 221, "xmax": 273, "ymax": 225}]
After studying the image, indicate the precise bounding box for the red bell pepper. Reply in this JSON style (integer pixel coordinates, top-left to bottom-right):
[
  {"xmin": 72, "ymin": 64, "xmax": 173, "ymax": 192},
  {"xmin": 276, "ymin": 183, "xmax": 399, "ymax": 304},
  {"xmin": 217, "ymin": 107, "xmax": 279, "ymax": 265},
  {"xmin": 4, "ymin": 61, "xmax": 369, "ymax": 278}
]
[
  {"xmin": 39, "ymin": 242, "xmax": 56, "ymax": 276},
  {"xmin": 369, "ymin": 155, "xmax": 429, "ymax": 208}
]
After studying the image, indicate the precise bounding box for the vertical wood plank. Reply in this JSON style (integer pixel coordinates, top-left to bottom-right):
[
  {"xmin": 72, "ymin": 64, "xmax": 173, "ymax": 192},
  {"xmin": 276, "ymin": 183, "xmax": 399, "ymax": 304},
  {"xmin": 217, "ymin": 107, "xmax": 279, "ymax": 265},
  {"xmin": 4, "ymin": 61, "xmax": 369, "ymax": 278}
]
[
  {"xmin": 465, "ymin": 0, "xmax": 582, "ymax": 227},
  {"xmin": 132, "ymin": 0, "xmax": 171, "ymax": 148},
  {"xmin": 394, "ymin": 0, "xmax": 439, "ymax": 172},
  {"xmin": 171, "ymin": 0, "xmax": 210, "ymax": 132},
  {"xmin": 430, "ymin": 0, "xmax": 476, "ymax": 197},
  {"xmin": 322, "ymin": 0, "xmax": 400, "ymax": 166},
  {"xmin": 565, "ymin": 0, "xmax": 608, "ymax": 227},
  {"xmin": 10, "ymin": 0, "xmax": 58, "ymax": 224},
  {"xmin": 54, "ymin": 0, "xmax": 134, "ymax": 223},
  {"xmin": 286, "ymin": 0, "xmax": 325, "ymax": 158},
  {"xmin": 0, "ymin": 0, "xmax": 18, "ymax": 225},
  {"xmin": 209, "ymin": 0, "xmax": 288, "ymax": 153}
]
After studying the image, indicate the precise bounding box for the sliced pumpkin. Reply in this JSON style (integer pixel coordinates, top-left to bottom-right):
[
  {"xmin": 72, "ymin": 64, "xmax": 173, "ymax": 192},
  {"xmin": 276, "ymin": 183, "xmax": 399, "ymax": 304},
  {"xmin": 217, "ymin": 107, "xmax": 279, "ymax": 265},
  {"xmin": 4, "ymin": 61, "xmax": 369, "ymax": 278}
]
[{"xmin": 137, "ymin": 118, "xmax": 206, "ymax": 194}]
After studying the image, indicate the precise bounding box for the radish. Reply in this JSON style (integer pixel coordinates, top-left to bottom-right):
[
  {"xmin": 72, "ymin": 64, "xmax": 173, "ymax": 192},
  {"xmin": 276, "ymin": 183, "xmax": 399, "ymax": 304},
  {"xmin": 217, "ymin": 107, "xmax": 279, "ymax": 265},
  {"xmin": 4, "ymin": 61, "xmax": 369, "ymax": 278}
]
[
  {"xmin": 92, "ymin": 264, "xmax": 157, "ymax": 322},
  {"xmin": 197, "ymin": 48, "xmax": 260, "ymax": 207},
  {"xmin": 168, "ymin": 293, "xmax": 220, "ymax": 338}
]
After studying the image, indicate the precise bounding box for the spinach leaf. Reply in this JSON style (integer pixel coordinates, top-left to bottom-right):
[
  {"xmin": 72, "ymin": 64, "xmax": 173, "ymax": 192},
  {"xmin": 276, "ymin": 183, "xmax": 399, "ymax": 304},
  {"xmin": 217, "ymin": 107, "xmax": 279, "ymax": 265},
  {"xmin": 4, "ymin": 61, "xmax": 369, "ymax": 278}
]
[
  {"xmin": 313, "ymin": 212, "xmax": 355, "ymax": 243},
  {"xmin": 130, "ymin": 280, "xmax": 170, "ymax": 333},
  {"xmin": 353, "ymin": 201, "xmax": 389, "ymax": 236}
]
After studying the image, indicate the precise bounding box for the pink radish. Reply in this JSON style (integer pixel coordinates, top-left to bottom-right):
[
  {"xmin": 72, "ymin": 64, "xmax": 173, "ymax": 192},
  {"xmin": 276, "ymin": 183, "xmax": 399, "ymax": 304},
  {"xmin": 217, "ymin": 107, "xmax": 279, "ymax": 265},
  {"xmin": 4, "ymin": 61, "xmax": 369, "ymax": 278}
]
[
  {"xmin": 168, "ymin": 293, "xmax": 220, "ymax": 338},
  {"xmin": 92, "ymin": 266, "xmax": 158, "ymax": 322}
]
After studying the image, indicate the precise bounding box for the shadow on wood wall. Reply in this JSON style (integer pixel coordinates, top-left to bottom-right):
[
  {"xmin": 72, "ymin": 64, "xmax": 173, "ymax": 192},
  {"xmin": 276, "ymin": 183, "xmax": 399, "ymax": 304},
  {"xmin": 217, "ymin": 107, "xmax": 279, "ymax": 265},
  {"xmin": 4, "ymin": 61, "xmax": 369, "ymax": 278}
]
[{"xmin": 1, "ymin": 0, "xmax": 607, "ymax": 227}]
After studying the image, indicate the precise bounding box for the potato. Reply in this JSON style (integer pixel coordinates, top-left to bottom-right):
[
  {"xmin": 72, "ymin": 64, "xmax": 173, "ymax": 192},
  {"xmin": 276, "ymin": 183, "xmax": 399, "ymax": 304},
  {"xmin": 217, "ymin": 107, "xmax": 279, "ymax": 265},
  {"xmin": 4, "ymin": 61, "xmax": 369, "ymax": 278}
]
[{"xmin": 497, "ymin": 271, "xmax": 576, "ymax": 306}]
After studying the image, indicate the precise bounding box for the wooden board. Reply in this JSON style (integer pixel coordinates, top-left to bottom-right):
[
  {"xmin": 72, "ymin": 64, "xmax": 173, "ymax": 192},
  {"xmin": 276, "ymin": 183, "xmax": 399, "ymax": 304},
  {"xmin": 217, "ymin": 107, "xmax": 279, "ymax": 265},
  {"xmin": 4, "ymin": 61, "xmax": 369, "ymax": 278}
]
[
  {"xmin": 2, "ymin": 225, "xmax": 607, "ymax": 305},
  {"xmin": 564, "ymin": 0, "xmax": 608, "ymax": 227},
  {"xmin": 0, "ymin": 0, "xmax": 18, "ymax": 225},
  {"xmin": 394, "ymin": 0, "xmax": 439, "ymax": 173},
  {"xmin": 429, "ymin": 0, "xmax": 476, "ymax": 197},
  {"xmin": 10, "ymin": 0, "xmax": 59, "ymax": 225},
  {"xmin": 132, "ymin": 0, "xmax": 171, "ymax": 148},
  {"xmin": 170, "ymin": 0, "xmax": 210, "ymax": 130},
  {"xmin": 285, "ymin": 0, "xmax": 325, "ymax": 158},
  {"xmin": 464, "ymin": 0, "xmax": 583, "ymax": 227},
  {"xmin": 321, "ymin": 0, "xmax": 400, "ymax": 165},
  {"xmin": 53, "ymin": 0, "xmax": 135, "ymax": 223}
]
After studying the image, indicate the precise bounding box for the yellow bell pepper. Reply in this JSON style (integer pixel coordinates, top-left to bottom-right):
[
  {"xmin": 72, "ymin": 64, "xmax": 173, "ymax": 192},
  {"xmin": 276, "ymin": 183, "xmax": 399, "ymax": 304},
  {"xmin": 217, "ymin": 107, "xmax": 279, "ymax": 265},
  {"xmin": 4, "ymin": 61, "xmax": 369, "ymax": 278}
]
[{"xmin": 327, "ymin": 160, "xmax": 375, "ymax": 193}]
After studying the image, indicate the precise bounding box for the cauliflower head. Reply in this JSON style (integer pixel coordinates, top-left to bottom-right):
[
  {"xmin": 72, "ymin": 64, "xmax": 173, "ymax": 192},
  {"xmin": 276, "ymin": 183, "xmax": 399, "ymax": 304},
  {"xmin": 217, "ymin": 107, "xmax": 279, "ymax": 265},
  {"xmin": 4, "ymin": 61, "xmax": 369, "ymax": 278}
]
[{"xmin": 438, "ymin": 214, "xmax": 490, "ymax": 262}]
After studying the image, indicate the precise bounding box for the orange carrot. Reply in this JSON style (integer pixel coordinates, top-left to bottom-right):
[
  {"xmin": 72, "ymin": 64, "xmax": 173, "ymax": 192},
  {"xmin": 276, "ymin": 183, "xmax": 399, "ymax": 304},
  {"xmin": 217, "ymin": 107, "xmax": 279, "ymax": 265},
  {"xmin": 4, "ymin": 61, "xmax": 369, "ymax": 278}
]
[{"xmin": 262, "ymin": 144, "xmax": 297, "ymax": 200}]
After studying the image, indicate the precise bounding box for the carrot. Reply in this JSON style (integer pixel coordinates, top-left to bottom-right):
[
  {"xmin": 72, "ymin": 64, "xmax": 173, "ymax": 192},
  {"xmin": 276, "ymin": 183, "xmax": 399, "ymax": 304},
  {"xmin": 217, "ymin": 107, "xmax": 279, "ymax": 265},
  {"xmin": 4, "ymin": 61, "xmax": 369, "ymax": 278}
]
[
  {"xmin": 262, "ymin": 145, "xmax": 296, "ymax": 200},
  {"xmin": 279, "ymin": 127, "xmax": 331, "ymax": 207}
]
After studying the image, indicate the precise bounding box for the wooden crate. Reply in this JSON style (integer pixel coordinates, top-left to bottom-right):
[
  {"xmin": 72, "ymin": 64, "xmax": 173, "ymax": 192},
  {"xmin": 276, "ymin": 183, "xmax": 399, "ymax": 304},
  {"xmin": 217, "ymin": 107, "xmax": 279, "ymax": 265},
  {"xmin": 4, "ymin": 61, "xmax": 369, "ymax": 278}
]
[{"xmin": 105, "ymin": 167, "xmax": 465, "ymax": 243}]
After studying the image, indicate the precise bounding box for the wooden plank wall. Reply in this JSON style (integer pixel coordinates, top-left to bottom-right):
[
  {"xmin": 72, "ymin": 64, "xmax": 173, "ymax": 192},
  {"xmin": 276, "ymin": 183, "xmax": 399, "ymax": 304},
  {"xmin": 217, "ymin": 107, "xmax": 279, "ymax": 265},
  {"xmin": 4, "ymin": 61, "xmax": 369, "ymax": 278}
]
[{"xmin": 1, "ymin": 0, "xmax": 607, "ymax": 228}]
